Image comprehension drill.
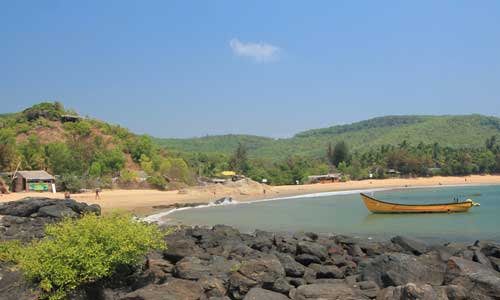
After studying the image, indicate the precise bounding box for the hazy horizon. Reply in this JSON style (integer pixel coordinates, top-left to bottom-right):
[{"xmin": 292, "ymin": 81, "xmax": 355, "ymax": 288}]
[{"xmin": 2, "ymin": 1, "xmax": 499, "ymax": 138}]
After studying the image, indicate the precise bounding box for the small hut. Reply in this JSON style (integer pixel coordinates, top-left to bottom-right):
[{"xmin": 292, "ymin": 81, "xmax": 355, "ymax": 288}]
[
  {"xmin": 307, "ymin": 173, "xmax": 342, "ymax": 184},
  {"xmin": 12, "ymin": 171, "xmax": 56, "ymax": 192}
]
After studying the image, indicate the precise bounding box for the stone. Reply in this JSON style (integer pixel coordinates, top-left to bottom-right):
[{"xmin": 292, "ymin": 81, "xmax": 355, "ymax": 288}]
[
  {"xmin": 163, "ymin": 238, "xmax": 203, "ymax": 263},
  {"xmin": 37, "ymin": 204, "xmax": 78, "ymax": 218},
  {"xmin": 360, "ymin": 252, "xmax": 446, "ymax": 288},
  {"xmin": 198, "ymin": 276, "xmax": 227, "ymax": 298},
  {"xmin": 391, "ymin": 235, "xmax": 430, "ymax": 256},
  {"xmin": 294, "ymin": 283, "xmax": 364, "ymax": 300},
  {"xmin": 445, "ymin": 256, "xmax": 500, "ymax": 299},
  {"xmin": 243, "ymin": 287, "xmax": 289, "ymax": 300},
  {"xmin": 309, "ymin": 264, "xmax": 344, "ymax": 279},
  {"xmin": 297, "ymin": 241, "xmax": 328, "ymax": 261},
  {"xmin": 120, "ymin": 278, "xmax": 204, "ymax": 300},
  {"xmin": 270, "ymin": 277, "xmax": 293, "ymax": 294},
  {"xmin": 377, "ymin": 283, "xmax": 443, "ymax": 300},
  {"xmin": 295, "ymin": 254, "xmax": 321, "ymax": 266},
  {"xmin": 275, "ymin": 253, "xmax": 305, "ymax": 277},
  {"xmin": 238, "ymin": 256, "xmax": 285, "ymax": 284}
]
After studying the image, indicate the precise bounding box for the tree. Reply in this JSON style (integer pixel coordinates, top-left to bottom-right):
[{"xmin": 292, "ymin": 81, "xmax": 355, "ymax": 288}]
[
  {"xmin": 229, "ymin": 142, "xmax": 249, "ymax": 174},
  {"xmin": 478, "ymin": 151, "xmax": 496, "ymax": 173},
  {"xmin": 0, "ymin": 128, "xmax": 18, "ymax": 171},
  {"xmin": 130, "ymin": 135, "xmax": 155, "ymax": 162},
  {"xmin": 486, "ymin": 135, "xmax": 497, "ymax": 151},
  {"xmin": 332, "ymin": 141, "xmax": 349, "ymax": 167}
]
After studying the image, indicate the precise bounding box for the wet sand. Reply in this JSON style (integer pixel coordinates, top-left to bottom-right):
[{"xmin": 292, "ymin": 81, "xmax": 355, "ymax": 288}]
[{"xmin": 1, "ymin": 175, "xmax": 499, "ymax": 215}]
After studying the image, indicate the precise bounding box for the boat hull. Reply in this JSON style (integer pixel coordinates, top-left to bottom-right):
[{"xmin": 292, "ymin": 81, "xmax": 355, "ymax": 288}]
[{"xmin": 360, "ymin": 193, "xmax": 473, "ymax": 213}]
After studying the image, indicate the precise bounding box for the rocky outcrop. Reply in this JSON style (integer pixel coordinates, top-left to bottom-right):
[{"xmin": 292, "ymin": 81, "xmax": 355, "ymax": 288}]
[
  {"xmin": 1, "ymin": 199, "xmax": 500, "ymax": 300},
  {"xmin": 0, "ymin": 197, "xmax": 100, "ymax": 243}
]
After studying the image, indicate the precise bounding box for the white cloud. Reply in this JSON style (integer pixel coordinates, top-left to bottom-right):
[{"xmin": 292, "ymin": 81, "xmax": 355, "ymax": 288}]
[{"xmin": 229, "ymin": 38, "xmax": 280, "ymax": 62}]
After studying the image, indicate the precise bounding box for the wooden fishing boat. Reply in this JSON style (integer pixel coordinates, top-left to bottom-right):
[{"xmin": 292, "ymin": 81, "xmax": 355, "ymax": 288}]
[{"xmin": 360, "ymin": 193, "xmax": 480, "ymax": 213}]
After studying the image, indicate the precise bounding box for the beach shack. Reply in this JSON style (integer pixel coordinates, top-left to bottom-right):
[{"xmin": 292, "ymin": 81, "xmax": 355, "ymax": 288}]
[
  {"xmin": 12, "ymin": 171, "xmax": 56, "ymax": 192},
  {"xmin": 308, "ymin": 173, "xmax": 342, "ymax": 184}
]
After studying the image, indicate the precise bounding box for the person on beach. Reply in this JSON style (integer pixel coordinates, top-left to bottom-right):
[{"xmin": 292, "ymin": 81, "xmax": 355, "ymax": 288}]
[
  {"xmin": 64, "ymin": 191, "xmax": 71, "ymax": 199},
  {"xmin": 95, "ymin": 188, "xmax": 101, "ymax": 200},
  {"xmin": 263, "ymin": 189, "xmax": 266, "ymax": 195}
]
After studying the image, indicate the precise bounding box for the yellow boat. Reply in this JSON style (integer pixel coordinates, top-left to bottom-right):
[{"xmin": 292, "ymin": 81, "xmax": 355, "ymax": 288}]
[{"xmin": 360, "ymin": 193, "xmax": 480, "ymax": 214}]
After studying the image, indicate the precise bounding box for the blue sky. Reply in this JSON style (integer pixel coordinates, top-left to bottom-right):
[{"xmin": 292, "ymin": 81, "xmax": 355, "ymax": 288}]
[{"xmin": 1, "ymin": 1, "xmax": 499, "ymax": 138}]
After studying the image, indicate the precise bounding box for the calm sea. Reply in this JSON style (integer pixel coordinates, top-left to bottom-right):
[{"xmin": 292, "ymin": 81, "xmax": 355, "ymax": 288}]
[{"xmin": 167, "ymin": 184, "xmax": 500, "ymax": 242}]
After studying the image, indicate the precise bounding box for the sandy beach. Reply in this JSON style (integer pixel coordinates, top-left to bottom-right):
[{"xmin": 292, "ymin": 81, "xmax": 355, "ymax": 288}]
[{"xmin": 1, "ymin": 175, "xmax": 499, "ymax": 215}]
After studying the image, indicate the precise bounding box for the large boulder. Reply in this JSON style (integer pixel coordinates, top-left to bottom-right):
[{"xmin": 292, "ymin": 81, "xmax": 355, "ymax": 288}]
[
  {"xmin": 360, "ymin": 252, "xmax": 446, "ymax": 288},
  {"xmin": 238, "ymin": 256, "xmax": 285, "ymax": 284},
  {"xmin": 294, "ymin": 283, "xmax": 366, "ymax": 300},
  {"xmin": 0, "ymin": 263, "xmax": 38, "ymax": 300},
  {"xmin": 0, "ymin": 197, "xmax": 100, "ymax": 218},
  {"xmin": 243, "ymin": 287, "xmax": 289, "ymax": 300},
  {"xmin": 275, "ymin": 253, "xmax": 305, "ymax": 277},
  {"xmin": 174, "ymin": 256, "xmax": 239, "ymax": 281},
  {"xmin": 444, "ymin": 256, "xmax": 500, "ymax": 299},
  {"xmin": 38, "ymin": 205, "xmax": 78, "ymax": 218},
  {"xmin": 296, "ymin": 241, "xmax": 328, "ymax": 261},
  {"xmin": 391, "ymin": 236, "xmax": 430, "ymax": 256},
  {"xmin": 119, "ymin": 278, "xmax": 204, "ymax": 300},
  {"xmin": 377, "ymin": 283, "xmax": 445, "ymax": 300}
]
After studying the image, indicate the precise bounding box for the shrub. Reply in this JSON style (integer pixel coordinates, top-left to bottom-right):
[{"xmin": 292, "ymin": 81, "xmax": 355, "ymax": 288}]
[
  {"xmin": 13, "ymin": 213, "xmax": 167, "ymax": 300},
  {"xmin": 0, "ymin": 240, "xmax": 23, "ymax": 262},
  {"xmin": 147, "ymin": 175, "xmax": 167, "ymax": 190},
  {"xmin": 56, "ymin": 174, "xmax": 84, "ymax": 193}
]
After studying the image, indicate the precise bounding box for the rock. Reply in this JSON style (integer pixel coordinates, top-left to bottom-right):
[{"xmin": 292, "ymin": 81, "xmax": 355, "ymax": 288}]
[
  {"xmin": 377, "ymin": 283, "xmax": 443, "ymax": 300},
  {"xmin": 0, "ymin": 263, "xmax": 38, "ymax": 300},
  {"xmin": 489, "ymin": 256, "xmax": 500, "ymax": 272},
  {"xmin": 37, "ymin": 204, "xmax": 78, "ymax": 218},
  {"xmin": 274, "ymin": 235, "xmax": 298, "ymax": 254},
  {"xmin": 228, "ymin": 272, "xmax": 258, "ymax": 300},
  {"xmin": 294, "ymin": 283, "xmax": 365, "ymax": 300},
  {"xmin": 391, "ymin": 236, "xmax": 430, "ymax": 256},
  {"xmin": 249, "ymin": 230, "xmax": 274, "ymax": 252},
  {"xmin": 287, "ymin": 277, "xmax": 306, "ymax": 287},
  {"xmin": 238, "ymin": 256, "xmax": 285, "ymax": 284},
  {"xmin": 145, "ymin": 252, "xmax": 174, "ymax": 284},
  {"xmin": 174, "ymin": 256, "xmax": 211, "ymax": 280},
  {"xmin": 275, "ymin": 253, "xmax": 305, "ymax": 277},
  {"xmin": 297, "ymin": 241, "xmax": 328, "ymax": 261},
  {"xmin": 360, "ymin": 252, "xmax": 446, "ymax": 288},
  {"xmin": 119, "ymin": 278, "xmax": 204, "ymax": 300},
  {"xmin": 0, "ymin": 197, "xmax": 100, "ymax": 218},
  {"xmin": 198, "ymin": 276, "xmax": 227, "ymax": 298},
  {"xmin": 438, "ymin": 285, "xmax": 468, "ymax": 300},
  {"xmin": 295, "ymin": 254, "xmax": 321, "ymax": 266},
  {"xmin": 445, "ymin": 256, "xmax": 500, "ymax": 299},
  {"xmin": 270, "ymin": 277, "xmax": 293, "ymax": 294},
  {"xmin": 475, "ymin": 240, "xmax": 500, "ymax": 258},
  {"xmin": 356, "ymin": 281, "xmax": 379, "ymax": 299},
  {"xmin": 174, "ymin": 256, "xmax": 239, "ymax": 281},
  {"xmin": 473, "ymin": 249, "xmax": 491, "ymax": 266},
  {"xmin": 309, "ymin": 264, "xmax": 344, "ymax": 279},
  {"xmin": 243, "ymin": 287, "xmax": 289, "ymax": 300},
  {"xmin": 164, "ymin": 238, "xmax": 203, "ymax": 263}
]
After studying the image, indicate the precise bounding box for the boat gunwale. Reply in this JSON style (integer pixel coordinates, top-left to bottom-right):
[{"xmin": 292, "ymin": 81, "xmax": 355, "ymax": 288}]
[{"xmin": 360, "ymin": 193, "xmax": 472, "ymax": 207}]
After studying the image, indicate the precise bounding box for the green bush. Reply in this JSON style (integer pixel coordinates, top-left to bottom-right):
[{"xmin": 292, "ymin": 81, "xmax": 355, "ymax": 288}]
[
  {"xmin": 12, "ymin": 213, "xmax": 167, "ymax": 300},
  {"xmin": 57, "ymin": 174, "xmax": 84, "ymax": 193}
]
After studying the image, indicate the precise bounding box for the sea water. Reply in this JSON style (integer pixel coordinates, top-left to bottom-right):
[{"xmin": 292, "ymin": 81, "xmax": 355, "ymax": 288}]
[{"xmin": 167, "ymin": 184, "xmax": 500, "ymax": 242}]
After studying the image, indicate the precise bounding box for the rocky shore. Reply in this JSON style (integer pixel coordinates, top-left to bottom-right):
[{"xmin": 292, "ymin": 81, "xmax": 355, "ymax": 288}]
[{"xmin": 1, "ymin": 198, "xmax": 500, "ymax": 300}]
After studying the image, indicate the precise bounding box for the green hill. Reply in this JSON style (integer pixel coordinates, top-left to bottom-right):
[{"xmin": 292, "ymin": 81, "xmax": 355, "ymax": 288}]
[
  {"xmin": 156, "ymin": 115, "xmax": 500, "ymax": 160},
  {"xmin": 153, "ymin": 134, "xmax": 274, "ymax": 155}
]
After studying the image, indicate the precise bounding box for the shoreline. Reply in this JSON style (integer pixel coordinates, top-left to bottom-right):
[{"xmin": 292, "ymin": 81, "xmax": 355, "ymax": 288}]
[{"xmin": 1, "ymin": 175, "xmax": 499, "ymax": 216}]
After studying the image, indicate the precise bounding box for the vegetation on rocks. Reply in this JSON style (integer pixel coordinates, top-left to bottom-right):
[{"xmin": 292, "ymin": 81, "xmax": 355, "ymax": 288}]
[{"xmin": 1, "ymin": 213, "xmax": 167, "ymax": 300}]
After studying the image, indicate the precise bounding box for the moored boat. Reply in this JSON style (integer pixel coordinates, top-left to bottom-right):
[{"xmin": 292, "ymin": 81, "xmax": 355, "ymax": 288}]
[{"xmin": 360, "ymin": 193, "xmax": 480, "ymax": 213}]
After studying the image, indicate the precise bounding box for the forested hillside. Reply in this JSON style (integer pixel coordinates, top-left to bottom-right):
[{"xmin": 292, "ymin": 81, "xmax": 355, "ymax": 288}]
[
  {"xmin": 0, "ymin": 102, "xmax": 194, "ymax": 191},
  {"xmin": 157, "ymin": 115, "xmax": 500, "ymax": 160},
  {"xmin": 2, "ymin": 103, "xmax": 500, "ymax": 189}
]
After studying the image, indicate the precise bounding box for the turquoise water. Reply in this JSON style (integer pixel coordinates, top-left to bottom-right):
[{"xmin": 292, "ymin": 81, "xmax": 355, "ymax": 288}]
[{"xmin": 168, "ymin": 185, "xmax": 500, "ymax": 241}]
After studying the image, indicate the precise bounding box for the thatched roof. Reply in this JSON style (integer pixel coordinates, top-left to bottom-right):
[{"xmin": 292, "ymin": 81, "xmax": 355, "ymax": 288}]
[{"xmin": 15, "ymin": 171, "xmax": 55, "ymax": 180}]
